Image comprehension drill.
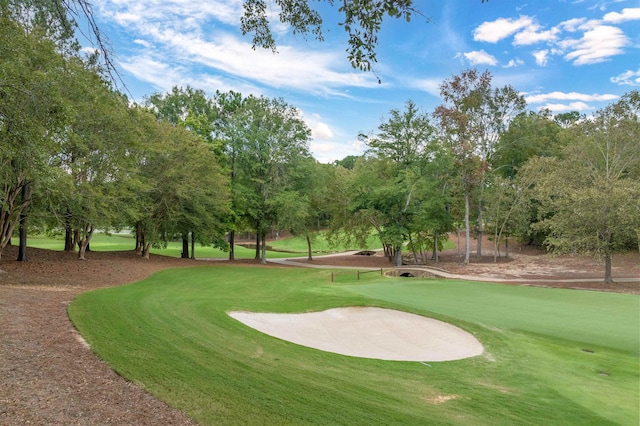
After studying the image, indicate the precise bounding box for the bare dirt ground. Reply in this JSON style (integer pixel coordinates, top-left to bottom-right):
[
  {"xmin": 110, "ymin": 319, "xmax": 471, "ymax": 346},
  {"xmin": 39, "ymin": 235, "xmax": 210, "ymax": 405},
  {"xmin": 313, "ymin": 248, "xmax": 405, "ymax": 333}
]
[{"xmin": 0, "ymin": 239, "xmax": 638, "ymax": 425}]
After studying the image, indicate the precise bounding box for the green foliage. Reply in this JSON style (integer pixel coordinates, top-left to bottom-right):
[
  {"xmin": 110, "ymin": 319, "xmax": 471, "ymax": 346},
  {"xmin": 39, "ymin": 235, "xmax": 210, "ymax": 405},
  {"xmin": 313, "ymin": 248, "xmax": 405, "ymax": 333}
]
[
  {"xmin": 346, "ymin": 100, "xmax": 453, "ymax": 264},
  {"xmin": 240, "ymin": 0, "xmax": 422, "ymax": 72},
  {"xmin": 520, "ymin": 91, "xmax": 640, "ymax": 281},
  {"xmin": 70, "ymin": 267, "xmax": 639, "ymax": 425},
  {"xmin": 0, "ymin": 14, "xmax": 69, "ymax": 257}
]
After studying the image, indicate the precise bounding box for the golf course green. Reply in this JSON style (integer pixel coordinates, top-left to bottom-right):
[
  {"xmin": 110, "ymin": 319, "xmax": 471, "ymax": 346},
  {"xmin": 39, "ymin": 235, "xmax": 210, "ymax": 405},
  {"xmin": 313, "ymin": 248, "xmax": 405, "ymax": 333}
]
[{"xmin": 69, "ymin": 265, "xmax": 639, "ymax": 425}]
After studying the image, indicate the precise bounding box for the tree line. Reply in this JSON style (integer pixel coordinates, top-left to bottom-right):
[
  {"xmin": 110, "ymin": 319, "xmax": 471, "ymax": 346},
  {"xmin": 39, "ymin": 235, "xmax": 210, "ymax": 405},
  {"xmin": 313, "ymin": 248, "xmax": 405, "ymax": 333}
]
[{"xmin": 1, "ymin": 6, "xmax": 638, "ymax": 282}]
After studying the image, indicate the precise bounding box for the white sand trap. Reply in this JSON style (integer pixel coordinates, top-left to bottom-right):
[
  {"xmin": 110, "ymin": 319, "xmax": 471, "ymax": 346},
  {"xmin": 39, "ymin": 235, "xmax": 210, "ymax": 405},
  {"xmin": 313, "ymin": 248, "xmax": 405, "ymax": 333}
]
[{"xmin": 228, "ymin": 307, "xmax": 483, "ymax": 361}]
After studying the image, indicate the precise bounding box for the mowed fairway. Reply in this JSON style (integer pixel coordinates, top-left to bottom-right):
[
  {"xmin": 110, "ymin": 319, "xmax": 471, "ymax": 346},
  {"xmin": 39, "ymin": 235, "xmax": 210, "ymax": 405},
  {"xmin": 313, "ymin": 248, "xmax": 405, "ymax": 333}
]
[{"xmin": 69, "ymin": 266, "xmax": 639, "ymax": 425}]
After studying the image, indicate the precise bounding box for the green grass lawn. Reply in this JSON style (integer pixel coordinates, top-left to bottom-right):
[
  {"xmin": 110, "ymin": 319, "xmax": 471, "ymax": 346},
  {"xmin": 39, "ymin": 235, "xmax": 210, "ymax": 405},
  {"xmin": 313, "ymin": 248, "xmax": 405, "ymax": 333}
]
[
  {"xmin": 26, "ymin": 232, "xmax": 306, "ymax": 259},
  {"xmin": 69, "ymin": 266, "xmax": 640, "ymax": 425}
]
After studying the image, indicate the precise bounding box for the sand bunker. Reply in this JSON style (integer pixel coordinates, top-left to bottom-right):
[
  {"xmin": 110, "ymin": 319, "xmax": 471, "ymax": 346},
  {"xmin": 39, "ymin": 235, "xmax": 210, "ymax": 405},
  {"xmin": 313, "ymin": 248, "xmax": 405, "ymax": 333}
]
[{"xmin": 228, "ymin": 307, "xmax": 483, "ymax": 361}]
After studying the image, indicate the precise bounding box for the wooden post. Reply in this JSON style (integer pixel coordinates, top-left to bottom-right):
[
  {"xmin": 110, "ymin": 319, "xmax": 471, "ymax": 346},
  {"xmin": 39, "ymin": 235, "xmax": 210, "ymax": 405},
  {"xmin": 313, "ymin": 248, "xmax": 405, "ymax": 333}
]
[
  {"xmin": 331, "ymin": 272, "xmax": 334, "ymax": 283},
  {"xmin": 357, "ymin": 271, "xmax": 360, "ymax": 280}
]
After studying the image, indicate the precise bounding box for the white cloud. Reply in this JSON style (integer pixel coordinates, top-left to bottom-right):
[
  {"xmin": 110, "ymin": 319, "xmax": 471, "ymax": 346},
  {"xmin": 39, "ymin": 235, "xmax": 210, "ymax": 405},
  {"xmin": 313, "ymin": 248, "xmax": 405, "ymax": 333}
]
[
  {"xmin": 525, "ymin": 91, "xmax": 619, "ymax": 104},
  {"xmin": 312, "ymin": 122, "xmax": 334, "ymax": 140},
  {"xmin": 310, "ymin": 139, "xmax": 365, "ymax": 164},
  {"xmin": 96, "ymin": 0, "xmax": 376, "ymax": 97},
  {"xmin": 503, "ymin": 58, "xmax": 524, "ymax": 68},
  {"xmin": 532, "ymin": 50, "xmax": 549, "ymax": 66},
  {"xmin": 603, "ymin": 7, "xmax": 640, "ymax": 23},
  {"xmin": 119, "ymin": 54, "xmax": 262, "ymax": 99},
  {"xmin": 538, "ymin": 101, "xmax": 591, "ymax": 112},
  {"xmin": 559, "ymin": 18, "xmax": 587, "ymax": 32},
  {"xmin": 463, "ymin": 50, "xmax": 498, "ymax": 66},
  {"xmin": 611, "ymin": 69, "xmax": 640, "ymax": 86},
  {"xmin": 513, "ymin": 25, "xmax": 559, "ymax": 45},
  {"xmin": 406, "ymin": 78, "xmax": 442, "ymax": 97},
  {"xmin": 562, "ymin": 25, "xmax": 629, "ymax": 65},
  {"xmin": 473, "ymin": 16, "xmax": 533, "ymax": 43}
]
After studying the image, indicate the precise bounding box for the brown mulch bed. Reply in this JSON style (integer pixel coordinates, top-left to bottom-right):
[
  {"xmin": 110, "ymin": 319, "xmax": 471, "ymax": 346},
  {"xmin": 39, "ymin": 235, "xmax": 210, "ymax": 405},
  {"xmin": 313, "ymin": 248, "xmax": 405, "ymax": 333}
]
[{"xmin": 0, "ymin": 241, "xmax": 638, "ymax": 425}]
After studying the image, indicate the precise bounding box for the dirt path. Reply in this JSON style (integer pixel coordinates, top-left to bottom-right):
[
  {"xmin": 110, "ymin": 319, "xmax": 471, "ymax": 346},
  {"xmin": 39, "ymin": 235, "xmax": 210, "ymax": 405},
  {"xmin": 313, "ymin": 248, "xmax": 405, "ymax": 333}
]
[{"xmin": 0, "ymin": 242, "xmax": 638, "ymax": 425}]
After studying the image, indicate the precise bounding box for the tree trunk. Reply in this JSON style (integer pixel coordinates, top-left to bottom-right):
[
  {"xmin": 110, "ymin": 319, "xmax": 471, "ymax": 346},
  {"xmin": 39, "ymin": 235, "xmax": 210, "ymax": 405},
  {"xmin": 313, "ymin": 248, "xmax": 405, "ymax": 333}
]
[
  {"xmin": 493, "ymin": 226, "xmax": 499, "ymax": 263},
  {"xmin": 78, "ymin": 227, "xmax": 94, "ymax": 260},
  {"xmin": 142, "ymin": 242, "xmax": 151, "ymax": 259},
  {"xmin": 64, "ymin": 209, "xmax": 74, "ymax": 251},
  {"xmin": 16, "ymin": 183, "xmax": 29, "ymax": 262},
  {"xmin": 409, "ymin": 233, "xmax": 418, "ymax": 264},
  {"xmin": 135, "ymin": 222, "xmax": 145, "ymax": 253},
  {"xmin": 433, "ymin": 231, "xmax": 439, "ymax": 265},
  {"xmin": 393, "ymin": 245, "xmax": 402, "ymax": 267},
  {"xmin": 260, "ymin": 233, "xmax": 267, "ymax": 265},
  {"xmin": 306, "ymin": 234, "xmax": 313, "ymax": 261},
  {"xmin": 476, "ymin": 205, "xmax": 483, "ymax": 259},
  {"xmin": 74, "ymin": 228, "xmax": 80, "ymax": 252},
  {"xmin": 181, "ymin": 234, "xmax": 189, "ymax": 259},
  {"xmin": 604, "ymin": 254, "xmax": 614, "ymax": 284},
  {"xmin": 464, "ymin": 191, "xmax": 470, "ymax": 264},
  {"xmin": 505, "ymin": 236, "xmax": 509, "ymax": 258},
  {"xmin": 255, "ymin": 223, "xmax": 261, "ymax": 260},
  {"xmin": 190, "ymin": 231, "xmax": 195, "ymax": 259},
  {"xmin": 228, "ymin": 230, "xmax": 235, "ymax": 260}
]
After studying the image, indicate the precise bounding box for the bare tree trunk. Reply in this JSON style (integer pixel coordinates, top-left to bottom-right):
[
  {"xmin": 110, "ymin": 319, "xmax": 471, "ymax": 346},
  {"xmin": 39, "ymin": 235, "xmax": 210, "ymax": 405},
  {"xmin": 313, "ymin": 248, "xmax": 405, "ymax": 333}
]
[
  {"xmin": 505, "ymin": 236, "xmax": 509, "ymax": 258},
  {"xmin": 476, "ymin": 205, "xmax": 483, "ymax": 259},
  {"xmin": 255, "ymin": 229, "xmax": 260, "ymax": 260},
  {"xmin": 142, "ymin": 242, "xmax": 151, "ymax": 259},
  {"xmin": 393, "ymin": 245, "xmax": 402, "ymax": 266},
  {"xmin": 16, "ymin": 183, "xmax": 30, "ymax": 262},
  {"xmin": 306, "ymin": 234, "xmax": 313, "ymax": 261},
  {"xmin": 433, "ymin": 231, "xmax": 439, "ymax": 265},
  {"xmin": 181, "ymin": 234, "xmax": 189, "ymax": 259},
  {"xmin": 604, "ymin": 254, "xmax": 614, "ymax": 284},
  {"xmin": 78, "ymin": 226, "xmax": 94, "ymax": 260},
  {"xmin": 228, "ymin": 230, "xmax": 235, "ymax": 260},
  {"xmin": 409, "ymin": 233, "xmax": 418, "ymax": 264},
  {"xmin": 135, "ymin": 222, "xmax": 145, "ymax": 253},
  {"xmin": 64, "ymin": 209, "xmax": 74, "ymax": 251},
  {"xmin": 464, "ymin": 191, "xmax": 470, "ymax": 264},
  {"xmin": 190, "ymin": 231, "xmax": 195, "ymax": 259},
  {"xmin": 493, "ymin": 226, "xmax": 499, "ymax": 263},
  {"xmin": 261, "ymin": 233, "xmax": 267, "ymax": 264}
]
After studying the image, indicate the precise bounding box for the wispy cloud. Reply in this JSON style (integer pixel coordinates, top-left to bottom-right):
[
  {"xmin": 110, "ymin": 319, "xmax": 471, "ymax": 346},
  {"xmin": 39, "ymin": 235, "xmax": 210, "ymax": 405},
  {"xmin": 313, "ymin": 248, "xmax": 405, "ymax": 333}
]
[
  {"xmin": 539, "ymin": 101, "xmax": 591, "ymax": 112},
  {"xmin": 561, "ymin": 25, "xmax": 629, "ymax": 65},
  {"xmin": 525, "ymin": 91, "xmax": 619, "ymax": 104},
  {"xmin": 513, "ymin": 25, "xmax": 559, "ymax": 45},
  {"xmin": 96, "ymin": 0, "xmax": 376, "ymax": 97},
  {"xmin": 532, "ymin": 50, "xmax": 549, "ymax": 66},
  {"xmin": 611, "ymin": 69, "xmax": 640, "ymax": 86}
]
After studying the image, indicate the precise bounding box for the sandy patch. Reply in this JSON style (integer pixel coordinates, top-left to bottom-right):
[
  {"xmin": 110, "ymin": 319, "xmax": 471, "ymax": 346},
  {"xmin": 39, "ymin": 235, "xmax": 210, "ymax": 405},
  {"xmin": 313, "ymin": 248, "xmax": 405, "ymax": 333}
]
[{"xmin": 229, "ymin": 307, "xmax": 484, "ymax": 361}]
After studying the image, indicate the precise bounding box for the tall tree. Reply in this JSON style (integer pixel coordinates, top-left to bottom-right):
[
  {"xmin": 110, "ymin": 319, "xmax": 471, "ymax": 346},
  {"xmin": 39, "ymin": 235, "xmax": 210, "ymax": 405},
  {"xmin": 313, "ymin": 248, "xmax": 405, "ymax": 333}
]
[
  {"xmin": 0, "ymin": 15, "xmax": 68, "ymax": 260},
  {"xmin": 521, "ymin": 91, "xmax": 640, "ymax": 283},
  {"xmin": 355, "ymin": 100, "xmax": 444, "ymax": 266},
  {"xmin": 434, "ymin": 69, "xmax": 525, "ymax": 262},
  {"xmin": 145, "ymin": 86, "xmax": 221, "ymax": 258},
  {"xmin": 231, "ymin": 95, "xmax": 312, "ymax": 264},
  {"xmin": 134, "ymin": 114, "xmax": 230, "ymax": 259},
  {"xmin": 52, "ymin": 58, "xmax": 139, "ymax": 260}
]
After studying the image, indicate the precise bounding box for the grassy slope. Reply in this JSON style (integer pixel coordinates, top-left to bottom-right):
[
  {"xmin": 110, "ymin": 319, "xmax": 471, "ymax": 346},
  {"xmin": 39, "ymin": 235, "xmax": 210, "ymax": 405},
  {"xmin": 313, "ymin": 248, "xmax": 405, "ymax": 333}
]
[{"xmin": 69, "ymin": 267, "xmax": 639, "ymax": 425}]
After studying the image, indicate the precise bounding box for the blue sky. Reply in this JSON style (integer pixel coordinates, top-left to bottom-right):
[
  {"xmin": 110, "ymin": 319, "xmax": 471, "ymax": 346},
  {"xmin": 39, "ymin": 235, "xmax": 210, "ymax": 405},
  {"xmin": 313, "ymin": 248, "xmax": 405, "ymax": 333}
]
[{"xmin": 86, "ymin": 0, "xmax": 640, "ymax": 163}]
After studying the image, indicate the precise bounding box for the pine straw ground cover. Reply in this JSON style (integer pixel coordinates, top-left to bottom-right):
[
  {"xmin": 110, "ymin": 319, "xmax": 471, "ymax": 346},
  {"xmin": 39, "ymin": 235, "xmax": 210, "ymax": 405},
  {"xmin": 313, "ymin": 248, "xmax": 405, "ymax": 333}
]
[{"xmin": 0, "ymin": 241, "xmax": 638, "ymax": 424}]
